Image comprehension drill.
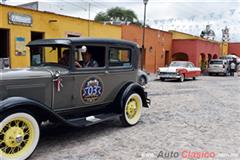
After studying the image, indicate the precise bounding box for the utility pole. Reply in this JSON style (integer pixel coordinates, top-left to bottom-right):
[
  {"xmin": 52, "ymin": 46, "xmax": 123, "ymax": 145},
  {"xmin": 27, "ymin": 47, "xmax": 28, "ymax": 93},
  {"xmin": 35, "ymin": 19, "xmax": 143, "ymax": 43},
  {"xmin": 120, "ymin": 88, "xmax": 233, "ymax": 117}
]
[
  {"xmin": 141, "ymin": 0, "xmax": 148, "ymax": 70},
  {"xmin": 88, "ymin": 2, "xmax": 91, "ymax": 37}
]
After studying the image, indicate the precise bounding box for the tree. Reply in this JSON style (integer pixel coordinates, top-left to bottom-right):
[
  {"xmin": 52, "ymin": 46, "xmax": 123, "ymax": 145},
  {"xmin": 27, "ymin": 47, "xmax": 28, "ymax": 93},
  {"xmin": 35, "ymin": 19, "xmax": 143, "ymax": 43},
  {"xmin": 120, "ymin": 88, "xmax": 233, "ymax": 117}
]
[
  {"xmin": 94, "ymin": 7, "xmax": 140, "ymax": 25},
  {"xmin": 94, "ymin": 12, "xmax": 109, "ymax": 22}
]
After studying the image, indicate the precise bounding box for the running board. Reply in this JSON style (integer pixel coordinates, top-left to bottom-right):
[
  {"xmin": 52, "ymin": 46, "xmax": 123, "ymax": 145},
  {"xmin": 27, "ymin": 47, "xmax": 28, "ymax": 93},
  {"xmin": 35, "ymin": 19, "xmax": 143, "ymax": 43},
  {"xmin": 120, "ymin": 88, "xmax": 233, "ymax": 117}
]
[{"xmin": 66, "ymin": 113, "xmax": 120, "ymax": 127}]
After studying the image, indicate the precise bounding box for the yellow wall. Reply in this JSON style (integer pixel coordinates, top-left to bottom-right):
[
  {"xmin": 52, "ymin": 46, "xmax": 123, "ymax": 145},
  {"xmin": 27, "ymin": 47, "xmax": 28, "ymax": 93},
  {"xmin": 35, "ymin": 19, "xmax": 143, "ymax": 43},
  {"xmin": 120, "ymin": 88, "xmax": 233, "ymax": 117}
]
[
  {"xmin": 220, "ymin": 42, "xmax": 228, "ymax": 56},
  {"xmin": 0, "ymin": 4, "xmax": 121, "ymax": 68},
  {"xmin": 170, "ymin": 30, "xmax": 200, "ymax": 40}
]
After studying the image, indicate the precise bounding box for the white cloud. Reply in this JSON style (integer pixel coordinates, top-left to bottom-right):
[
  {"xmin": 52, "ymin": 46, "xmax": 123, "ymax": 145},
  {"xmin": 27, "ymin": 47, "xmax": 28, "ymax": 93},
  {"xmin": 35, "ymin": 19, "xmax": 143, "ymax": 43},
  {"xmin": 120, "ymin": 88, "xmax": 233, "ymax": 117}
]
[{"xmin": 4, "ymin": 0, "xmax": 240, "ymax": 41}]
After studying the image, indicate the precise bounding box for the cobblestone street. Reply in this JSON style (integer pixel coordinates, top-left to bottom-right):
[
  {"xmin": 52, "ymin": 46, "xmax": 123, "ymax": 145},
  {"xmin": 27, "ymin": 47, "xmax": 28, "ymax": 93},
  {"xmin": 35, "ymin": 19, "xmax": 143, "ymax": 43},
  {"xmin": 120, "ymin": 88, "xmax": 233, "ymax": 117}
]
[{"xmin": 32, "ymin": 76, "xmax": 240, "ymax": 160}]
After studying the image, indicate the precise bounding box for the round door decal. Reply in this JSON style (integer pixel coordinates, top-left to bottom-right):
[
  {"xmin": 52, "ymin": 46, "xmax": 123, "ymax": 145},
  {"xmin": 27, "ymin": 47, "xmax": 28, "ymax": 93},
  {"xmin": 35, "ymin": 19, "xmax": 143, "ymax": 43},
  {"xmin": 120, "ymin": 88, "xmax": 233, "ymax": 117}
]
[{"xmin": 81, "ymin": 77, "xmax": 103, "ymax": 103}]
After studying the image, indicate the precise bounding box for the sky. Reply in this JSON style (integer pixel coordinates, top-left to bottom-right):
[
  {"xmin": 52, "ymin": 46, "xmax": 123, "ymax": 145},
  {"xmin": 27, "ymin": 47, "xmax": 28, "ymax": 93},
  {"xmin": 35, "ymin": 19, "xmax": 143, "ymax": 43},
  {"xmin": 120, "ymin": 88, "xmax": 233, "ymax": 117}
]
[{"xmin": 3, "ymin": 0, "xmax": 240, "ymax": 41}]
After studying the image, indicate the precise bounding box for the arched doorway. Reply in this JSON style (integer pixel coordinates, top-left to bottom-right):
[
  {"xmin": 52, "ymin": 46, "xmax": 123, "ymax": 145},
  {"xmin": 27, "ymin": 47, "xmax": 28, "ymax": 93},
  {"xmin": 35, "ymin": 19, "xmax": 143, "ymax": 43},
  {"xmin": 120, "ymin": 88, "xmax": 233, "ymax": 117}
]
[
  {"xmin": 172, "ymin": 52, "xmax": 189, "ymax": 61},
  {"xmin": 229, "ymin": 53, "xmax": 239, "ymax": 57},
  {"xmin": 213, "ymin": 54, "xmax": 218, "ymax": 59},
  {"xmin": 207, "ymin": 54, "xmax": 212, "ymax": 67},
  {"xmin": 199, "ymin": 53, "xmax": 207, "ymax": 71}
]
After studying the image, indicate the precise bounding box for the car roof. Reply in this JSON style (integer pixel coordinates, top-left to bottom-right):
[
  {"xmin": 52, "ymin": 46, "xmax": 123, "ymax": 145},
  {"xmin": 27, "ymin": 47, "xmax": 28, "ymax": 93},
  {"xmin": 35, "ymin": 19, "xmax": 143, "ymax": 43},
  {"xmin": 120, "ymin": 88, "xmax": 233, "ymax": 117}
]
[
  {"xmin": 210, "ymin": 59, "xmax": 226, "ymax": 61},
  {"xmin": 27, "ymin": 37, "xmax": 139, "ymax": 48},
  {"xmin": 171, "ymin": 61, "xmax": 191, "ymax": 63}
]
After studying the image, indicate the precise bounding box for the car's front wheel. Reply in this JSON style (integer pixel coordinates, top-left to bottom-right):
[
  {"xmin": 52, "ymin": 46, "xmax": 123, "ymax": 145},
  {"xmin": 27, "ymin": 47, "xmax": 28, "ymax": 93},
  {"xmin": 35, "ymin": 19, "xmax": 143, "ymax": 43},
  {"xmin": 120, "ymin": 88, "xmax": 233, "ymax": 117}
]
[
  {"xmin": 179, "ymin": 74, "xmax": 185, "ymax": 82},
  {"xmin": 120, "ymin": 93, "xmax": 142, "ymax": 126},
  {"xmin": 0, "ymin": 112, "xmax": 40, "ymax": 160}
]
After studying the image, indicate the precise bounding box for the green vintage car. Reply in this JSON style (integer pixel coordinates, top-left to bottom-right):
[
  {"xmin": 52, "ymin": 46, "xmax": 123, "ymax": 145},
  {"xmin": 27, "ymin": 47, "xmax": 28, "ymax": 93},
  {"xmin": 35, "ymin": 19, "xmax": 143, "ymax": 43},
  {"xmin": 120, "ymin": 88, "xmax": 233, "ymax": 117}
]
[{"xmin": 0, "ymin": 38, "xmax": 150, "ymax": 160}]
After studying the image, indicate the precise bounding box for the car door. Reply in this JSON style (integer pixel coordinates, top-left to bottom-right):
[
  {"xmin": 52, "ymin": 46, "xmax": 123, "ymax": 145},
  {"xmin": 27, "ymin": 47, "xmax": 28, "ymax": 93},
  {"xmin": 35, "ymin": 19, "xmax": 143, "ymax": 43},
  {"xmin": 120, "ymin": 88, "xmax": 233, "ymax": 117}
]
[
  {"xmin": 52, "ymin": 69, "xmax": 75, "ymax": 110},
  {"xmin": 69, "ymin": 44, "xmax": 136, "ymax": 111},
  {"xmin": 51, "ymin": 47, "xmax": 75, "ymax": 111},
  {"xmin": 40, "ymin": 46, "xmax": 75, "ymax": 111},
  {"xmin": 71, "ymin": 45, "xmax": 110, "ymax": 110},
  {"xmin": 188, "ymin": 63, "xmax": 200, "ymax": 77},
  {"xmin": 186, "ymin": 63, "xmax": 195, "ymax": 77}
]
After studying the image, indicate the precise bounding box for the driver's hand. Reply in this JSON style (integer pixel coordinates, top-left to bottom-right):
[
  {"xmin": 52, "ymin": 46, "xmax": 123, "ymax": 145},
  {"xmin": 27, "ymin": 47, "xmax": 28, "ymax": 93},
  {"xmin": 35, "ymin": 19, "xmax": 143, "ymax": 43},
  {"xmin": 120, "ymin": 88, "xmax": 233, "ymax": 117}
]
[{"xmin": 75, "ymin": 61, "xmax": 82, "ymax": 68}]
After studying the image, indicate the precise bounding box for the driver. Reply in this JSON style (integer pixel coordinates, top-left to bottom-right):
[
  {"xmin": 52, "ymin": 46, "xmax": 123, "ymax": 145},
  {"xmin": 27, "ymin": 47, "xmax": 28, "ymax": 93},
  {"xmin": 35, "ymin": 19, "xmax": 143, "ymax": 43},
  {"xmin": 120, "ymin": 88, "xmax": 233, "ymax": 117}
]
[{"xmin": 59, "ymin": 49, "xmax": 69, "ymax": 66}]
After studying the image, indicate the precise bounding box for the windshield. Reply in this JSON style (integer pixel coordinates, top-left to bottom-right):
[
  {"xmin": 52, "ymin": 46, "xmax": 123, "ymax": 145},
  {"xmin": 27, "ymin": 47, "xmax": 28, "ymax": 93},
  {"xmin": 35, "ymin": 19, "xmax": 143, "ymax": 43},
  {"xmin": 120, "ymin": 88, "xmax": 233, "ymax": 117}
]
[
  {"xmin": 30, "ymin": 45, "xmax": 71, "ymax": 67},
  {"xmin": 170, "ymin": 61, "xmax": 188, "ymax": 67},
  {"xmin": 210, "ymin": 60, "xmax": 223, "ymax": 65}
]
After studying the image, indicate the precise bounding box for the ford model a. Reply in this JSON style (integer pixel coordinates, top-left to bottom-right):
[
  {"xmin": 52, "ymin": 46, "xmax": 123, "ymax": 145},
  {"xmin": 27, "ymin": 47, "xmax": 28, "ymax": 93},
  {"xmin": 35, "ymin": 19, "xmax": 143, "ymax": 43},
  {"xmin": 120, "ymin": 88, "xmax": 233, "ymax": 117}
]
[{"xmin": 0, "ymin": 38, "xmax": 150, "ymax": 160}]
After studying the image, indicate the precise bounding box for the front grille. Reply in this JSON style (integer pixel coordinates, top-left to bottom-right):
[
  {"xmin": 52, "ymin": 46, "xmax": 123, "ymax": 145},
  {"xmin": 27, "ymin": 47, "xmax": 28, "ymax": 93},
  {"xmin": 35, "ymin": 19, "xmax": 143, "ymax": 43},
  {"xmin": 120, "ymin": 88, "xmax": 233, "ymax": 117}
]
[{"xmin": 160, "ymin": 72, "xmax": 177, "ymax": 76}]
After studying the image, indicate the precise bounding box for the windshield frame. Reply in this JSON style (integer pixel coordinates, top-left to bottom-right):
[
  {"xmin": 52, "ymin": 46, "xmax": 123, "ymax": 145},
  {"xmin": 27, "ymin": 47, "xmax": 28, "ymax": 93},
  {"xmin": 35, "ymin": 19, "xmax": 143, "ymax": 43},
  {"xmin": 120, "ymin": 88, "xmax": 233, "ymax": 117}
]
[{"xmin": 29, "ymin": 44, "xmax": 74, "ymax": 70}]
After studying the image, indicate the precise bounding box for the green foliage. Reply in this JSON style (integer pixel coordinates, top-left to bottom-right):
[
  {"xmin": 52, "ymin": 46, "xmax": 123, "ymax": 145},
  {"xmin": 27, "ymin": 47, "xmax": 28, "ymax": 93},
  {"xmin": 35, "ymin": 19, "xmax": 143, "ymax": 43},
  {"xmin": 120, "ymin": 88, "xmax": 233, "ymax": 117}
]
[
  {"xmin": 95, "ymin": 12, "xmax": 109, "ymax": 22},
  {"xmin": 94, "ymin": 7, "xmax": 140, "ymax": 25}
]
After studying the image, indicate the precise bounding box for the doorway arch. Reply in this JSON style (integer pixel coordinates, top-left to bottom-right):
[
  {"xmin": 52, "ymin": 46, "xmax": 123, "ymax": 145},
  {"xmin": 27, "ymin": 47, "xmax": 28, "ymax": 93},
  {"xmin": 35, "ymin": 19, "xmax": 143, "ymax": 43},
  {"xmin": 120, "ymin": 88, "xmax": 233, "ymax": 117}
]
[
  {"xmin": 213, "ymin": 54, "xmax": 218, "ymax": 59},
  {"xmin": 199, "ymin": 53, "xmax": 207, "ymax": 71},
  {"xmin": 172, "ymin": 52, "xmax": 189, "ymax": 61}
]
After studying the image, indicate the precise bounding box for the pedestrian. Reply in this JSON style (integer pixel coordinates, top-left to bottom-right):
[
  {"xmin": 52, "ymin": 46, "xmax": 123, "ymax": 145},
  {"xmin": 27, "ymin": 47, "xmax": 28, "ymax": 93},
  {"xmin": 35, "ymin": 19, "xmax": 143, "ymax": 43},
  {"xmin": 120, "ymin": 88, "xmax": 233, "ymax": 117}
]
[
  {"xmin": 237, "ymin": 63, "xmax": 240, "ymax": 77},
  {"xmin": 230, "ymin": 61, "xmax": 236, "ymax": 76}
]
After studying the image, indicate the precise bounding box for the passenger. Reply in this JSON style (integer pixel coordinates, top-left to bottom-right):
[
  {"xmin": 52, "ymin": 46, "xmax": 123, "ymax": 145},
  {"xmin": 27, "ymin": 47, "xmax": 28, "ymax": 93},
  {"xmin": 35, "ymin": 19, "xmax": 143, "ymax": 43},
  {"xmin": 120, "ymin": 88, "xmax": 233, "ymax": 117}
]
[{"xmin": 75, "ymin": 51, "xmax": 99, "ymax": 68}]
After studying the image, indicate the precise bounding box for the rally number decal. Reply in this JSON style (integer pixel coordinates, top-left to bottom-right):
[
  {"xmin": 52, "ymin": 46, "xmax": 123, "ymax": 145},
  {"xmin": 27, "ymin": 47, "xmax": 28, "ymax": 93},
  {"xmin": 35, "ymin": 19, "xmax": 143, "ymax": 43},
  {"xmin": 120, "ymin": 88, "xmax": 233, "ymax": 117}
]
[{"xmin": 81, "ymin": 77, "xmax": 103, "ymax": 103}]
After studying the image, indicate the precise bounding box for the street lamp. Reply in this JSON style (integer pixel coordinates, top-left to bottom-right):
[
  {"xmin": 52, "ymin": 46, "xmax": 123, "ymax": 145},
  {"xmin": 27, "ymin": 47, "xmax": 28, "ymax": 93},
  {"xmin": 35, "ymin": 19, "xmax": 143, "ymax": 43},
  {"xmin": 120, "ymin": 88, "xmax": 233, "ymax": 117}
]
[{"xmin": 141, "ymin": 0, "xmax": 148, "ymax": 70}]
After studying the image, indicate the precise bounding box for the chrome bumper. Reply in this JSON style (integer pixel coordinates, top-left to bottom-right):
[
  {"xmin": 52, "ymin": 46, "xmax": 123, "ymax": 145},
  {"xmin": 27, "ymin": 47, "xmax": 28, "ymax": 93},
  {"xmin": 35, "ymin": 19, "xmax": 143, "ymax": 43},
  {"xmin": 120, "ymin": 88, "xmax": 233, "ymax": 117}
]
[{"xmin": 157, "ymin": 73, "xmax": 180, "ymax": 79}]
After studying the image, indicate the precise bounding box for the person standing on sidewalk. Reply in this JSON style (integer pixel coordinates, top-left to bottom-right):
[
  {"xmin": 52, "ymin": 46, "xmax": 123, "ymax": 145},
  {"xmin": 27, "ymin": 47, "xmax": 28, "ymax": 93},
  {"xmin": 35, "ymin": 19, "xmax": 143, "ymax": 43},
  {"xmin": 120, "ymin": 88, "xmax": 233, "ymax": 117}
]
[{"xmin": 230, "ymin": 61, "xmax": 236, "ymax": 76}]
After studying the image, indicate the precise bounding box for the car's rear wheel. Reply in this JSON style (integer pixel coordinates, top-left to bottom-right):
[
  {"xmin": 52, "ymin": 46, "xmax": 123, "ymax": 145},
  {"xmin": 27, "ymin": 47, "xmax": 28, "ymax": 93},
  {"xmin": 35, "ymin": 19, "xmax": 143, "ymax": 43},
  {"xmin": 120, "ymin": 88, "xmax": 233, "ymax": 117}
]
[
  {"xmin": 193, "ymin": 77, "xmax": 196, "ymax": 80},
  {"xmin": 160, "ymin": 78, "xmax": 165, "ymax": 81},
  {"xmin": 120, "ymin": 93, "xmax": 142, "ymax": 126},
  {"xmin": 0, "ymin": 112, "xmax": 40, "ymax": 160},
  {"xmin": 179, "ymin": 74, "xmax": 185, "ymax": 82}
]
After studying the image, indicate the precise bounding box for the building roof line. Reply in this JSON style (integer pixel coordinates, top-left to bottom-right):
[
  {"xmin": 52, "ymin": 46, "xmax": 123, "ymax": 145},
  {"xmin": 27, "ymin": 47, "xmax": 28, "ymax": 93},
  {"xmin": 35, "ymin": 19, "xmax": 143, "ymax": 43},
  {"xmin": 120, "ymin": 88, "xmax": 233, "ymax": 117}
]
[{"xmin": 0, "ymin": 3, "xmax": 119, "ymax": 28}]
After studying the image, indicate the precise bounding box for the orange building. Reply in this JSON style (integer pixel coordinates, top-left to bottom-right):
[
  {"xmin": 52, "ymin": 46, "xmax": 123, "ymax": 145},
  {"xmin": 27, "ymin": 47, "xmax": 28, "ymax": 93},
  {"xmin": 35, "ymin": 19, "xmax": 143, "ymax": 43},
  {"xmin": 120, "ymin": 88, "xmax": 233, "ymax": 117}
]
[{"xmin": 121, "ymin": 25, "xmax": 172, "ymax": 73}]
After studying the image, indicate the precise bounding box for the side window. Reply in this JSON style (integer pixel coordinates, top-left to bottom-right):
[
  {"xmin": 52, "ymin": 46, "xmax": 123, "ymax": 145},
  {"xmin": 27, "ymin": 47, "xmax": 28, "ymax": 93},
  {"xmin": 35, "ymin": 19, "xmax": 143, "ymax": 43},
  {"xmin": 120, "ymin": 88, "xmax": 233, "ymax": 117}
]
[
  {"xmin": 58, "ymin": 48, "xmax": 71, "ymax": 67},
  {"xmin": 109, "ymin": 48, "xmax": 131, "ymax": 67},
  {"xmin": 74, "ymin": 46, "xmax": 105, "ymax": 69}
]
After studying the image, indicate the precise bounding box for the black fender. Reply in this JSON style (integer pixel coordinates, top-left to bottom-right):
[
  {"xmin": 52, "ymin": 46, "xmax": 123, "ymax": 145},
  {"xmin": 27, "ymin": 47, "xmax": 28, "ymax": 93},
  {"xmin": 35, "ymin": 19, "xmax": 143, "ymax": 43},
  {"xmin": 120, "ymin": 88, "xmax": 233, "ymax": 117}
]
[
  {"xmin": 114, "ymin": 82, "xmax": 150, "ymax": 113},
  {"xmin": 0, "ymin": 97, "xmax": 70, "ymax": 125}
]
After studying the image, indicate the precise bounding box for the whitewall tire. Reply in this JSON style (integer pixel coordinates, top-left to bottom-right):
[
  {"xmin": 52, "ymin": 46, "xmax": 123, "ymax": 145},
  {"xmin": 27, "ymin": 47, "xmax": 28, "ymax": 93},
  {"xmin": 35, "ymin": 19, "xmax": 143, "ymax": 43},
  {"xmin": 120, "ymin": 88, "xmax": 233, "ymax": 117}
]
[
  {"xmin": 0, "ymin": 112, "xmax": 40, "ymax": 160},
  {"xmin": 120, "ymin": 93, "xmax": 142, "ymax": 126}
]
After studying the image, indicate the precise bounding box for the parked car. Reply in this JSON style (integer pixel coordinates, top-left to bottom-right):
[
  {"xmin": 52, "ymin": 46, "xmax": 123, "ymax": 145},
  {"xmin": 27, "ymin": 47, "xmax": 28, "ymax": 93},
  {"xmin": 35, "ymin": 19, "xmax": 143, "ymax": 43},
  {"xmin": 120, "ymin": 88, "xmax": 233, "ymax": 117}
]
[
  {"xmin": 157, "ymin": 61, "xmax": 201, "ymax": 82},
  {"xmin": 0, "ymin": 38, "xmax": 150, "ymax": 160},
  {"xmin": 137, "ymin": 69, "xmax": 149, "ymax": 86},
  {"xmin": 208, "ymin": 59, "xmax": 229, "ymax": 76},
  {"xmin": 220, "ymin": 54, "xmax": 240, "ymax": 64}
]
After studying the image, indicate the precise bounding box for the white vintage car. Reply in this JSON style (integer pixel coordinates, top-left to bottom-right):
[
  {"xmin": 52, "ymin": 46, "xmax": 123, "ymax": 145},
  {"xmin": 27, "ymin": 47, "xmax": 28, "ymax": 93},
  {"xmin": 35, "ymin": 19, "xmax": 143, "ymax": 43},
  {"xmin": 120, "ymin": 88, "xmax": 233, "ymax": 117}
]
[{"xmin": 157, "ymin": 61, "xmax": 201, "ymax": 82}]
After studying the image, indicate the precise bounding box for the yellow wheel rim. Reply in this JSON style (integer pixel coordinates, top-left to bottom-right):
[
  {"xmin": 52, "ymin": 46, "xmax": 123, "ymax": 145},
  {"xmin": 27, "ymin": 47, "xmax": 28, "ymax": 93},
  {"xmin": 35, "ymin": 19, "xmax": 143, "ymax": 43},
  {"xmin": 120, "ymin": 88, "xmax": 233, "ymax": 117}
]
[
  {"xmin": 125, "ymin": 94, "xmax": 141, "ymax": 122},
  {"xmin": 0, "ymin": 117, "xmax": 35, "ymax": 159}
]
